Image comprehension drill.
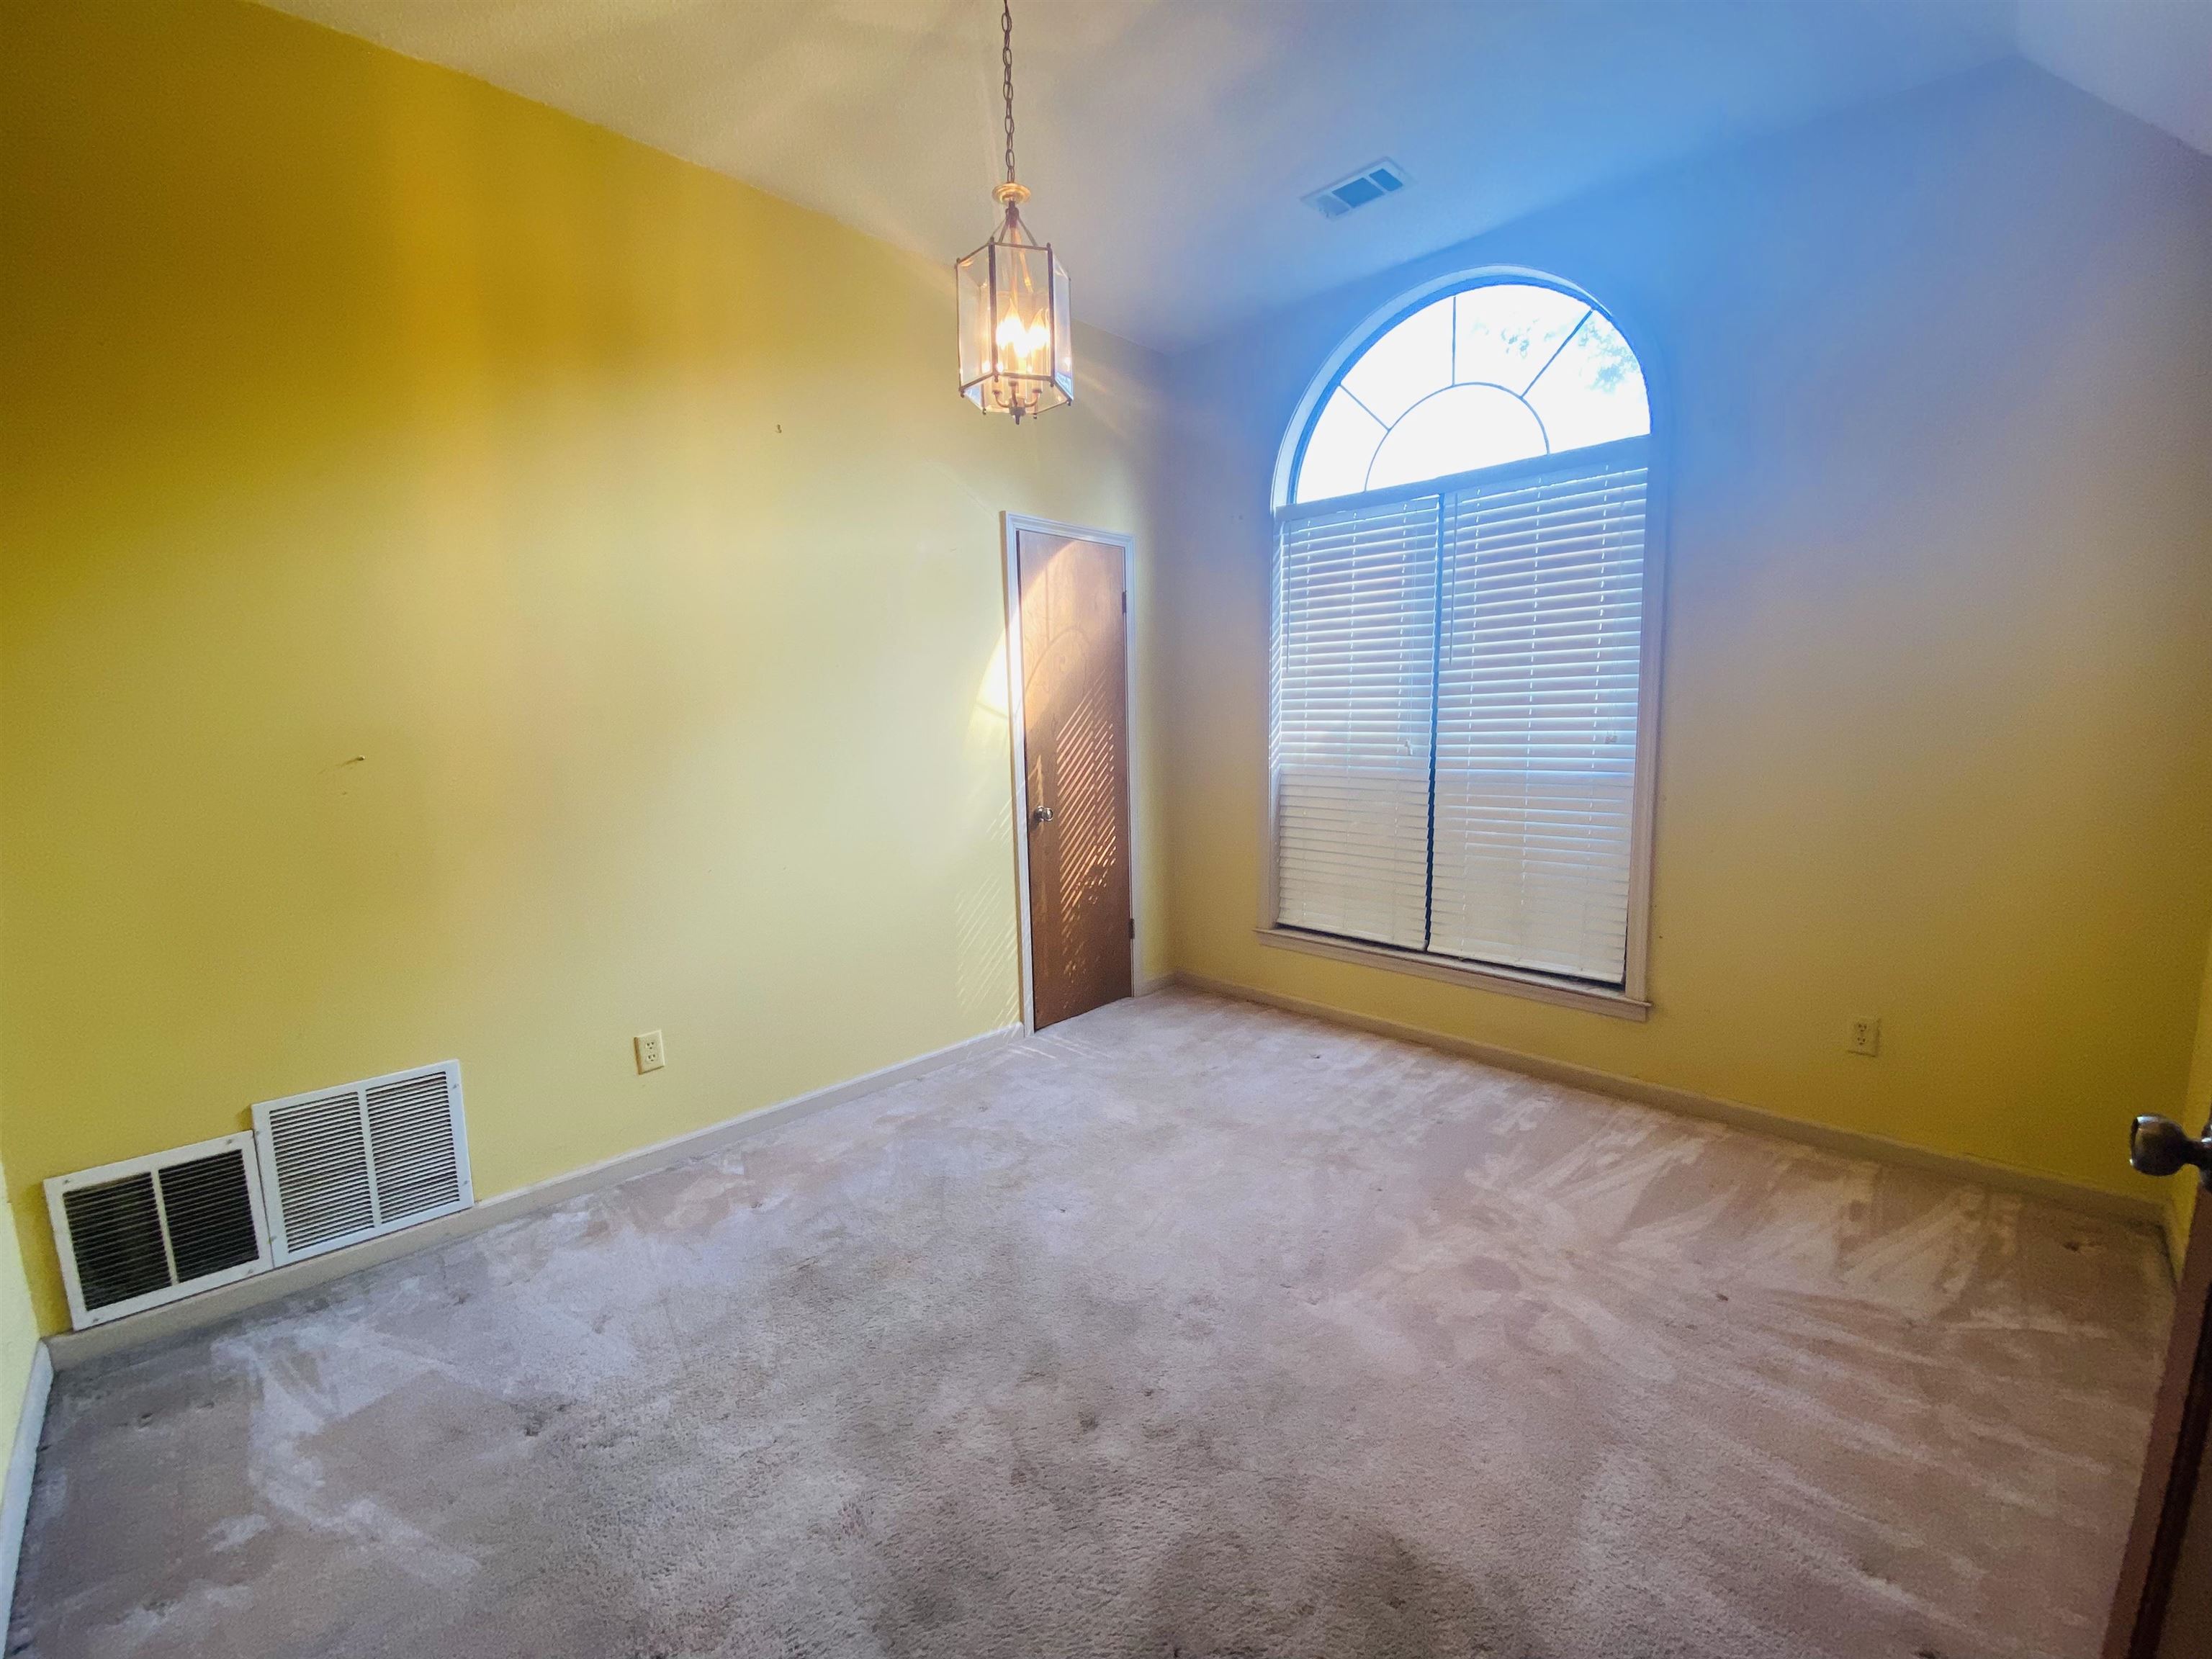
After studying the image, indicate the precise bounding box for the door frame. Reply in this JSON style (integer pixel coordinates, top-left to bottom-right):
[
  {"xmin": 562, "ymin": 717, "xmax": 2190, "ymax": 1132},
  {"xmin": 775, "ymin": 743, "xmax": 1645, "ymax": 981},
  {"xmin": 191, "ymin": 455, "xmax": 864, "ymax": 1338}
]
[
  {"xmin": 2104, "ymin": 1177, "xmax": 2212, "ymax": 1658},
  {"xmin": 1000, "ymin": 512, "xmax": 1141, "ymax": 1035}
]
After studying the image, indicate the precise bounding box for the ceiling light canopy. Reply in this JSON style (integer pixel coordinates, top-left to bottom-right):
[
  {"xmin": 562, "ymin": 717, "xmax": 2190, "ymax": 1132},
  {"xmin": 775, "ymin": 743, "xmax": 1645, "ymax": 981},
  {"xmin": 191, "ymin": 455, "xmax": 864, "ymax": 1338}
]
[{"xmin": 956, "ymin": 0, "xmax": 1071, "ymax": 424}]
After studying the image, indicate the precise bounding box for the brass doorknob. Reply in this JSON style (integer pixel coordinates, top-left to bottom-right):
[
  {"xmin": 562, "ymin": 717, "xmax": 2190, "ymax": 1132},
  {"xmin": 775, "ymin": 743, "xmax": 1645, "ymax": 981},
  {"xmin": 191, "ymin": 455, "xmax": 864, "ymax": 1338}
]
[{"xmin": 2131, "ymin": 1115, "xmax": 2212, "ymax": 1182}]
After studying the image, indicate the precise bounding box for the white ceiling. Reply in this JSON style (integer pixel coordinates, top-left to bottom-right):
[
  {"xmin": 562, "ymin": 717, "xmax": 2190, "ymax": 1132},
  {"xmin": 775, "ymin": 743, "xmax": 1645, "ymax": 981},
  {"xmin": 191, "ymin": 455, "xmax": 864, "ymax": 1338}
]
[
  {"xmin": 262, "ymin": 1, "xmax": 2208, "ymax": 351},
  {"xmin": 2018, "ymin": 1, "xmax": 2212, "ymax": 158}
]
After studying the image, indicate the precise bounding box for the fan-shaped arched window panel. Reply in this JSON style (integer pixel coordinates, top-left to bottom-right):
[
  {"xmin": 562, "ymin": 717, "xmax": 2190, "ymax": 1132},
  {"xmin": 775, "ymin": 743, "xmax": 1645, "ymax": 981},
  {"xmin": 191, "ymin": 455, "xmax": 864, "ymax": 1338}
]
[
  {"xmin": 1293, "ymin": 282, "xmax": 1648, "ymax": 503},
  {"xmin": 1267, "ymin": 276, "xmax": 1660, "ymax": 1008}
]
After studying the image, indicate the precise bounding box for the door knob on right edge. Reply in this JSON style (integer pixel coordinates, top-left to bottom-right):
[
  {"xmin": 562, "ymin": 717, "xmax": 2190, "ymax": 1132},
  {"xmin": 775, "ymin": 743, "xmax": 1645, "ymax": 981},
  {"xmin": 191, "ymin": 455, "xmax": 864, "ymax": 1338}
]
[{"xmin": 2131, "ymin": 1115, "xmax": 2212, "ymax": 1182}]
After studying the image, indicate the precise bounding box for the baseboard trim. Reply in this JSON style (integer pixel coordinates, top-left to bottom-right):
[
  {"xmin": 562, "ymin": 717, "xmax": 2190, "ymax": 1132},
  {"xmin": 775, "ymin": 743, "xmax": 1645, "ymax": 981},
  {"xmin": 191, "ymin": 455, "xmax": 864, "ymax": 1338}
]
[
  {"xmin": 0, "ymin": 1342, "xmax": 53, "ymax": 1635},
  {"xmin": 1175, "ymin": 972, "xmax": 2164, "ymax": 1232},
  {"xmin": 48, "ymin": 1022, "xmax": 1025, "ymax": 1371}
]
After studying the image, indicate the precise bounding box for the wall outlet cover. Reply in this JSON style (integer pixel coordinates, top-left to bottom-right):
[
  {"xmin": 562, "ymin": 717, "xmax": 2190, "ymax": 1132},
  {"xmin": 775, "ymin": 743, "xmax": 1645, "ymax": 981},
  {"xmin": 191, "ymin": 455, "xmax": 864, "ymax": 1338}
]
[
  {"xmin": 635, "ymin": 1030, "xmax": 666, "ymax": 1073},
  {"xmin": 1847, "ymin": 1017, "xmax": 1881, "ymax": 1058}
]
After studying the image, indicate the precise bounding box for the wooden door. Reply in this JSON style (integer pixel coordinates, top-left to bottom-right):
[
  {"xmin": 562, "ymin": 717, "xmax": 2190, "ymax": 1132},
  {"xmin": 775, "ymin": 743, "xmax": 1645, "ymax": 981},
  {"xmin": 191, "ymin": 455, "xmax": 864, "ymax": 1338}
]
[
  {"xmin": 2108, "ymin": 1119, "xmax": 2212, "ymax": 1658},
  {"xmin": 1016, "ymin": 529, "xmax": 1133, "ymax": 1030}
]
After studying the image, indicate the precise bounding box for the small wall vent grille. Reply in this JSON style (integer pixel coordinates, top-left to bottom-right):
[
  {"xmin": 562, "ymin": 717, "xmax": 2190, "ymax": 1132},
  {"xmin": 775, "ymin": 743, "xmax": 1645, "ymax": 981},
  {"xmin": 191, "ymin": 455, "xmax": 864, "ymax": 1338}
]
[
  {"xmin": 253, "ymin": 1061, "xmax": 471, "ymax": 1264},
  {"xmin": 45, "ymin": 1134, "xmax": 271, "ymax": 1330},
  {"xmin": 1304, "ymin": 160, "xmax": 1409, "ymax": 220}
]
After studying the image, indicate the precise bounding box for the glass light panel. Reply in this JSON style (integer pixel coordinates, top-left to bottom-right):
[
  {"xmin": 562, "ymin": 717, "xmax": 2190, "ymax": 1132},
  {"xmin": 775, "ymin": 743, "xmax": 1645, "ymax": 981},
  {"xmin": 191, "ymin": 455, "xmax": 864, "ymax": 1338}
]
[
  {"xmin": 957, "ymin": 227, "xmax": 1073, "ymax": 420},
  {"xmin": 1049, "ymin": 252, "xmax": 1073, "ymax": 395}
]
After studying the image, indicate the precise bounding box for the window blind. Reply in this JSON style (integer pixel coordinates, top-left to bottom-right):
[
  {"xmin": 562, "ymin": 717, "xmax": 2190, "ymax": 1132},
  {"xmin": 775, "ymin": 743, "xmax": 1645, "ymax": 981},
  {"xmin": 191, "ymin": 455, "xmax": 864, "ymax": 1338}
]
[
  {"xmin": 1269, "ymin": 442, "xmax": 1649, "ymax": 986},
  {"xmin": 1428, "ymin": 455, "xmax": 1647, "ymax": 982},
  {"xmin": 1271, "ymin": 495, "xmax": 1440, "ymax": 950}
]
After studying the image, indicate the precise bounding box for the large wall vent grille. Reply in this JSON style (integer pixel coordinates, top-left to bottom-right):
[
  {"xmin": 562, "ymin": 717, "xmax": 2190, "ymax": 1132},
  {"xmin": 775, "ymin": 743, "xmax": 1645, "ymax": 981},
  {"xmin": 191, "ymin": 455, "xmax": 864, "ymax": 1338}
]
[
  {"xmin": 46, "ymin": 1134, "xmax": 271, "ymax": 1330},
  {"xmin": 253, "ymin": 1061, "xmax": 471, "ymax": 1264}
]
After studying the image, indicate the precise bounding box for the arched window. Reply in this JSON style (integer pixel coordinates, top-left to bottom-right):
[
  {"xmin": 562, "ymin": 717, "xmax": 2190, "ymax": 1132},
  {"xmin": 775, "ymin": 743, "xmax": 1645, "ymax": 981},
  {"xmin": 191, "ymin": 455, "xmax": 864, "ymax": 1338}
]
[
  {"xmin": 1292, "ymin": 282, "xmax": 1649, "ymax": 503},
  {"xmin": 1268, "ymin": 276, "xmax": 1659, "ymax": 1005}
]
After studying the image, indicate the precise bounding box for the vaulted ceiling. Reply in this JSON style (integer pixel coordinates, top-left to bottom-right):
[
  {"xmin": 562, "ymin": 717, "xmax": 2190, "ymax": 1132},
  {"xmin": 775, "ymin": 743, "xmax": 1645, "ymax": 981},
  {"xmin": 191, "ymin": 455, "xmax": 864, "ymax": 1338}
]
[{"xmin": 261, "ymin": 1, "xmax": 2212, "ymax": 351}]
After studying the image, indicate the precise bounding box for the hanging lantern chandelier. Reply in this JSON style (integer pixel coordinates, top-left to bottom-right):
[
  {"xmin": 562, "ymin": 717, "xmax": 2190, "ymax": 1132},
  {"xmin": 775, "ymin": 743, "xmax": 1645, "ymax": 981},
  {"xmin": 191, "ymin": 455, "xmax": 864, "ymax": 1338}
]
[{"xmin": 956, "ymin": 0, "xmax": 1071, "ymax": 423}]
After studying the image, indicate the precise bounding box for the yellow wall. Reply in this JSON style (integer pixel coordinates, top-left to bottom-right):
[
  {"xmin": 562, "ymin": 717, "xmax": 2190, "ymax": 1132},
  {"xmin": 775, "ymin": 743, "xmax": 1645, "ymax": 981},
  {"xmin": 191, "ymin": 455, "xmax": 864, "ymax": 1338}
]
[
  {"xmin": 1161, "ymin": 66, "xmax": 2212, "ymax": 1208},
  {"xmin": 4, "ymin": 7, "xmax": 2208, "ymax": 1351},
  {"xmin": 0, "ymin": 0, "xmax": 1169, "ymax": 1335}
]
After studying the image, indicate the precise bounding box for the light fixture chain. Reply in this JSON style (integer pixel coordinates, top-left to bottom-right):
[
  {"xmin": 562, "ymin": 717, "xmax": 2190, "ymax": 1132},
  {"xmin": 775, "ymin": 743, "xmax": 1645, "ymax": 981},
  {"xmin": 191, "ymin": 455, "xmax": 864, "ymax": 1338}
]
[{"xmin": 1000, "ymin": 0, "xmax": 1017, "ymax": 186}]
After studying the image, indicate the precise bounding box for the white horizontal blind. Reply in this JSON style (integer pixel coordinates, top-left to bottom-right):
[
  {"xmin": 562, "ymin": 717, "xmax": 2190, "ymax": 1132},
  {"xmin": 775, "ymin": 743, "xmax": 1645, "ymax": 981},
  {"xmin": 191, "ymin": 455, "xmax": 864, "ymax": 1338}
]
[
  {"xmin": 1427, "ymin": 451, "xmax": 1647, "ymax": 981},
  {"xmin": 1272, "ymin": 495, "xmax": 1441, "ymax": 950}
]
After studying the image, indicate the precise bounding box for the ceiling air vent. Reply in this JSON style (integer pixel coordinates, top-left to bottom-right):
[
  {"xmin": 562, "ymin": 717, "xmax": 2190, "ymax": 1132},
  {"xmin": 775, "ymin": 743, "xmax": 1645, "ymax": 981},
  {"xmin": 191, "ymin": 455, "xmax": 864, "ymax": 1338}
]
[
  {"xmin": 1304, "ymin": 159, "xmax": 1410, "ymax": 220},
  {"xmin": 45, "ymin": 1133, "xmax": 271, "ymax": 1330},
  {"xmin": 253, "ymin": 1061, "xmax": 471, "ymax": 1265}
]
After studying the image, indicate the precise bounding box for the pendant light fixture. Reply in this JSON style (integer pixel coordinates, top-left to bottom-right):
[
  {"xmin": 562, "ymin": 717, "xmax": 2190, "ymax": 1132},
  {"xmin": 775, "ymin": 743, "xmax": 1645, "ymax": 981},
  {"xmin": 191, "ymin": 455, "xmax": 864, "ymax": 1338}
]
[{"xmin": 956, "ymin": 0, "xmax": 1071, "ymax": 423}]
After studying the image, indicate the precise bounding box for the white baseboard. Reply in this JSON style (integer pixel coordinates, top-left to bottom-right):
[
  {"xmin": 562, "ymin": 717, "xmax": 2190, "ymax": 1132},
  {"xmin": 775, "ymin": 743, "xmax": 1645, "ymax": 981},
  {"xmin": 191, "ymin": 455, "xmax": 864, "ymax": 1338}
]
[
  {"xmin": 0, "ymin": 1342, "xmax": 53, "ymax": 1636},
  {"xmin": 1174, "ymin": 971, "xmax": 2164, "ymax": 1232},
  {"xmin": 48, "ymin": 1023, "xmax": 1024, "ymax": 1371}
]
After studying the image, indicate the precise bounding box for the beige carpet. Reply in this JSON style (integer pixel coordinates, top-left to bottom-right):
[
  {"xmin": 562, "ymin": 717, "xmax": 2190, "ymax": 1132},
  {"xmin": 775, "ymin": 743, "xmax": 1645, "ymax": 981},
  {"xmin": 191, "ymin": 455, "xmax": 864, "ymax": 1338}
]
[{"xmin": 15, "ymin": 989, "xmax": 2171, "ymax": 1658}]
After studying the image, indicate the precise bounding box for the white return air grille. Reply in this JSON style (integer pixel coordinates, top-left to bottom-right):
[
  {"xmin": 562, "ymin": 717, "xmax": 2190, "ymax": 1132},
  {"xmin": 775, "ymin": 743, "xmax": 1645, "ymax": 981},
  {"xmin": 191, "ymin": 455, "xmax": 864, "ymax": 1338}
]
[
  {"xmin": 45, "ymin": 1133, "xmax": 271, "ymax": 1331},
  {"xmin": 253, "ymin": 1061, "xmax": 472, "ymax": 1264},
  {"xmin": 1303, "ymin": 158, "xmax": 1409, "ymax": 220}
]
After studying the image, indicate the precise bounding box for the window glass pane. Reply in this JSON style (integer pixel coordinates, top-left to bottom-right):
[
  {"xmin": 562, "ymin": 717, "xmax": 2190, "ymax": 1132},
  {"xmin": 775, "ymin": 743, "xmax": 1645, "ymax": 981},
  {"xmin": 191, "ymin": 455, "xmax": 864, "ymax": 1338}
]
[
  {"xmin": 1367, "ymin": 384, "xmax": 1545, "ymax": 491},
  {"xmin": 1339, "ymin": 295, "xmax": 1451, "ymax": 425},
  {"xmin": 1524, "ymin": 308, "xmax": 1650, "ymax": 454},
  {"xmin": 1272, "ymin": 498, "xmax": 1441, "ymax": 950},
  {"xmin": 1294, "ymin": 390, "xmax": 1386, "ymax": 503},
  {"xmin": 1295, "ymin": 282, "xmax": 1647, "ymax": 503},
  {"xmin": 1454, "ymin": 285, "xmax": 1591, "ymax": 392},
  {"xmin": 1274, "ymin": 277, "xmax": 1653, "ymax": 989},
  {"xmin": 1429, "ymin": 456, "xmax": 1646, "ymax": 983}
]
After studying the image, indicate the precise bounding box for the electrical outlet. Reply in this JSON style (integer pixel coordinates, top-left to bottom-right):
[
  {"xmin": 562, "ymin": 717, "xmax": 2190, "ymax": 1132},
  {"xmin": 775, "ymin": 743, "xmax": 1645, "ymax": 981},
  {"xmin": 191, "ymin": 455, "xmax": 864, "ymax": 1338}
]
[
  {"xmin": 634, "ymin": 1030, "xmax": 666, "ymax": 1074},
  {"xmin": 1846, "ymin": 1017, "xmax": 1881, "ymax": 1058}
]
